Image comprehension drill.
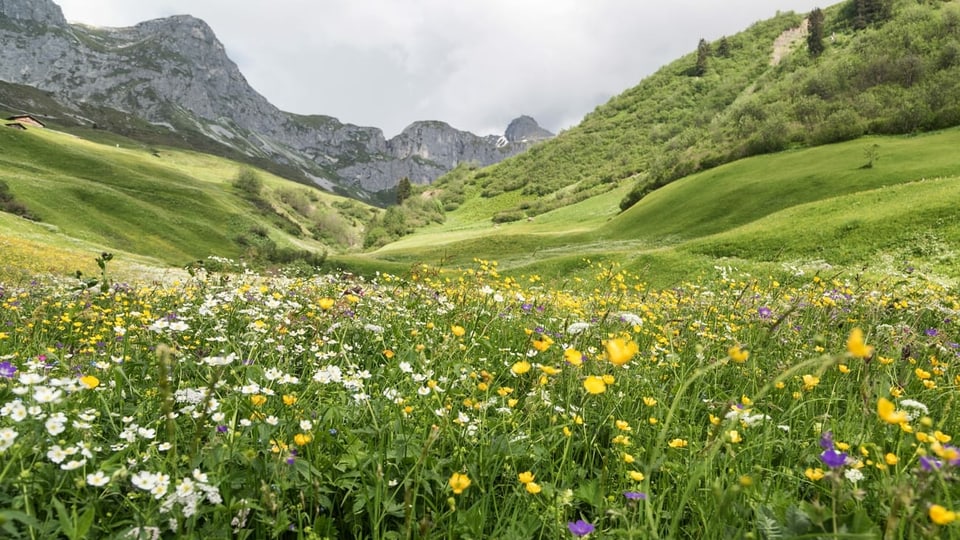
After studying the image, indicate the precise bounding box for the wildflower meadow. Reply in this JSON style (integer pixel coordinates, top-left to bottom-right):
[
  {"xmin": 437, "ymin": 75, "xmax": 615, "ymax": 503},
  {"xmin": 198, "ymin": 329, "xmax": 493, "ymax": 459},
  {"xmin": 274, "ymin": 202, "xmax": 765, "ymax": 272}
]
[{"xmin": 0, "ymin": 257, "xmax": 959, "ymax": 538}]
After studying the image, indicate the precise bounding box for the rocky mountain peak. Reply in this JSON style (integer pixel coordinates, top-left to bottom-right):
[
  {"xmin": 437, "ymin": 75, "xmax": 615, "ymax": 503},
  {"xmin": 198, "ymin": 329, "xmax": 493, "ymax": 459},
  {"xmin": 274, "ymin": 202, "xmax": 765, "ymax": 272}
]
[
  {"xmin": 0, "ymin": 0, "xmax": 551, "ymax": 196},
  {"xmin": 0, "ymin": 0, "xmax": 66, "ymax": 26},
  {"xmin": 505, "ymin": 115, "xmax": 553, "ymax": 143},
  {"xmin": 133, "ymin": 14, "xmax": 219, "ymax": 45}
]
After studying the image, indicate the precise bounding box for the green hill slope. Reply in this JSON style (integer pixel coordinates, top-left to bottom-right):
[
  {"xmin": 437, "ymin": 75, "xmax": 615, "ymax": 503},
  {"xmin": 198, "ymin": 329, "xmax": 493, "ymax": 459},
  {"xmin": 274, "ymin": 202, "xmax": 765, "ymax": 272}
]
[
  {"xmin": 417, "ymin": 0, "xmax": 960, "ymax": 227},
  {"xmin": 371, "ymin": 127, "xmax": 960, "ymax": 285},
  {"xmin": 0, "ymin": 126, "xmax": 375, "ymax": 271}
]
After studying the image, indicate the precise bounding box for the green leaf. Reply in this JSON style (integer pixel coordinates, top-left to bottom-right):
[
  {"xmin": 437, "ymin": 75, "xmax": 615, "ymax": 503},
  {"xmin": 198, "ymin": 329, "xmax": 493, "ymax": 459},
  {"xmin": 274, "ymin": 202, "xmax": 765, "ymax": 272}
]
[
  {"xmin": 0, "ymin": 509, "xmax": 40, "ymax": 538},
  {"xmin": 51, "ymin": 498, "xmax": 73, "ymax": 538},
  {"xmin": 76, "ymin": 505, "xmax": 96, "ymax": 539},
  {"xmin": 784, "ymin": 505, "xmax": 813, "ymax": 535}
]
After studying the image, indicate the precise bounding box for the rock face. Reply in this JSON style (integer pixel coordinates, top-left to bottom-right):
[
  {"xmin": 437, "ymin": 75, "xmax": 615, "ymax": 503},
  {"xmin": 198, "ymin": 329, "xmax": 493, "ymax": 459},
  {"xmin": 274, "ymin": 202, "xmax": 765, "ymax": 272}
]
[
  {"xmin": 505, "ymin": 115, "xmax": 554, "ymax": 143},
  {"xmin": 0, "ymin": 2, "xmax": 552, "ymax": 196},
  {"xmin": 0, "ymin": 0, "xmax": 66, "ymax": 26}
]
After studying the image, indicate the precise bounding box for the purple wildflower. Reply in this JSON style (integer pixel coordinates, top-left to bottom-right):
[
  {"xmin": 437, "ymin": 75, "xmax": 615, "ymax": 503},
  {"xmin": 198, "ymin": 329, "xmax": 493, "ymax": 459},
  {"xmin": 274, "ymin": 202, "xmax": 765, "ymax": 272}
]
[
  {"xmin": 216, "ymin": 425, "xmax": 228, "ymax": 433},
  {"xmin": 819, "ymin": 431, "xmax": 834, "ymax": 450},
  {"xmin": 624, "ymin": 491, "xmax": 647, "ymax": 500},
  {"xmin": 567, "ymin": 519, "xmax": 595, "ymax": 537},
  {"xmin": 0, "ymin": 361, "xmax": 16, "ymax": 378},
  {"xmin": 920, "ymin": 455, "xmax": 943, "ymax": 471},
  {"xmin": 820, "ymin": 449, "xmax": 847, "ymax": 469},
  {"xmin": 758, "ymin": 306, "xmax": 772, "ymax": 319},
  {"xmin": 926, "ymin": 328, "xmax": 939, "ymax": 337}
]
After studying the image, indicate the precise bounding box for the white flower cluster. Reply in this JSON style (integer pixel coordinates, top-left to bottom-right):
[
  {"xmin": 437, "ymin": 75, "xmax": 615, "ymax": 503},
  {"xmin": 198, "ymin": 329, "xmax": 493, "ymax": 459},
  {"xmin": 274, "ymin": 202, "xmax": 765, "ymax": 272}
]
[
  {"xmin": 724, "ymin": 405, "xmax": 771, "ymax": 427},
  {"xmin": 899, "ymin": 399, "xmax": 929, "ymax": 421},
  {"xmin": 0, "ymin": 427, "xmax": 18, "ymax": 452},
  {"xmin": 46, "ymin": 442, "xmax": 92, "ymax": 470},
  {"xmin": 158, "ymin": 469, "xmax": 222, "ymax": 518},
  {"xmin": 148, "ymin": 317, "xmax": 190, "ymax": 333}
]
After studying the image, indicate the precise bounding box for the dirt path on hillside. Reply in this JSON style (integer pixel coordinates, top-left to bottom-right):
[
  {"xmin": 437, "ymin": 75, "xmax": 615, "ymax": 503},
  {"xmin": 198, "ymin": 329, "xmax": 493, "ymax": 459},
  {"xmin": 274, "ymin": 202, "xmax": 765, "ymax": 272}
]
[{"xmin": 771, "ymin": 18, "xmax": 809, "ymax": 66}]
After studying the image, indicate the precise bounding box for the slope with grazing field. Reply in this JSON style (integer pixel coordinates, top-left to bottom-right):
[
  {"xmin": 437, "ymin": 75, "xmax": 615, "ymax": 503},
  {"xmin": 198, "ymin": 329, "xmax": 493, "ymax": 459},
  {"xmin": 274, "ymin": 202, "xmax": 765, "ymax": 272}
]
[
  {"xmin": 0, "ymin": 126, "xmax": 376, "ymax": 274},
  {"xmin": 408, "ymin": 0, "xmax": 960, "ymax": 226},
  {"xmin": 370, "ymin": 127, "xmax": 960, "ymax": 286}
]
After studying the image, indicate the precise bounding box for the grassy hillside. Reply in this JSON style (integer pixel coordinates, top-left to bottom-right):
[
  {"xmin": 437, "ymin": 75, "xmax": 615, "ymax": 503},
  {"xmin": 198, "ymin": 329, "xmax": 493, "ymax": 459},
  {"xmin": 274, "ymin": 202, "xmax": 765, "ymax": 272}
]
[
  {"xmin": 416, "ymin": 0, "xmax": 960, "ymax": 226},
  {"xmin": 0, "ymin": 126, "xmax": 376, "ymax": 274},
  {"xmin": 370, "ymin": 127, "xmax": 960, "ymax": 286}
]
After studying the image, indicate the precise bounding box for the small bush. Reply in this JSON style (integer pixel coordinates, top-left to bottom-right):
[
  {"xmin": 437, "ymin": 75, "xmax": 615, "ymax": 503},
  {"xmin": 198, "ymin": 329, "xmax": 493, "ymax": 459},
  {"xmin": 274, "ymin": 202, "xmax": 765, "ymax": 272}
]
[
  {"xmin": 232, "ymin": 168, "xmax": 263, "ymax": 196},
  {"xmin": 491, "ymin": 210, "xmax": 525, "ymax": 223}
]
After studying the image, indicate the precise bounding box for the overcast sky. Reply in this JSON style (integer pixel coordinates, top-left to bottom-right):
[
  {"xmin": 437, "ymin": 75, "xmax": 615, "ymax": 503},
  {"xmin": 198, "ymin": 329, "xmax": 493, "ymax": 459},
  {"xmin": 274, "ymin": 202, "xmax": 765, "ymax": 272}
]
[{"xmin": 55, "ymin": 0, "xmax": 829, "ymax": 138}]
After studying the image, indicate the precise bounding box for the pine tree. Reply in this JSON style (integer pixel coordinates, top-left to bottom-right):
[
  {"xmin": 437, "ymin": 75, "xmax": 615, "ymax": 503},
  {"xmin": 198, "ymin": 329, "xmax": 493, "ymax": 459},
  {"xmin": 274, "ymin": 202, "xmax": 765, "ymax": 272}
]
[
  {"xmin": 395, "ymin": 177, "xmax": 412, "ymax": 205},
  {"xmin": 808, "ymin": 8, "xmax": 825, "ymax": 57},
  {"xmin": 852, "ymin": 0, "xmax": 892, "ymax": 29},
  {"xmin": 854, "ymin": 0, "xmax": 868, "ymax": 29},
  {"xmin": 717, "ymin": 36, "xmax": 731, "ymax": 58},
  {"xmin": 694, "ymin": 38, "xmax": 710, "ymax": 76}
]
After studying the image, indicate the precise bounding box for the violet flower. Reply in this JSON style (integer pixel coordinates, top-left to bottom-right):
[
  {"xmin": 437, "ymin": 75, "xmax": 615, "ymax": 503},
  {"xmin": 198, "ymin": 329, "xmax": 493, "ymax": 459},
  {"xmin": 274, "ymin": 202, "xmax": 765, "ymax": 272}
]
[{"xmin": 568, "ymin": 519, "xmax": 595, "ymax": 537}]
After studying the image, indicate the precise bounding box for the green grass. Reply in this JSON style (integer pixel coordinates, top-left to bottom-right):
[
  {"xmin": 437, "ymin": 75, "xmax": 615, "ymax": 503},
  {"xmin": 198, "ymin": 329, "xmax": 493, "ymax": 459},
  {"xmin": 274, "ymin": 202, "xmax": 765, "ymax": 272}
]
[
  {"xmin": 0, "ymin": 127, "xmax": 373, "ymax": 268},
  {"xmin": 601, "ymin": 131, "xmax": 960, "ymax": 243},
  {"xmin": 367, "ymin": 127, "xmax": 960, "ymax": 287},
  {"xmin": 1, "ymin": 258, "xmax": 958, "ymax": 538},
  {"xmin": 417, "ymin": 0, "xmax": 960, "ymax": 222}
]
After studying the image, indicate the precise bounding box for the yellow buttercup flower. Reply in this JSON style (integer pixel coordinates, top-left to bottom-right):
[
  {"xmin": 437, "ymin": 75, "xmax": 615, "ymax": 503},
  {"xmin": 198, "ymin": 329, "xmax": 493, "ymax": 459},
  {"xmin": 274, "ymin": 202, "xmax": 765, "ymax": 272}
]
[
  {"xmin": 728, "ymin": 345, "xmax": 750, "ymax": 363},
  {"xmin": 293, "ymin": 433, "xmax": 312, "ymax": 446},
  {"xmin": 511, "ymin": 361, "xmax": 532, "ymax": 376},
  {"xmin": 79, "ymin": 375, "xmax": 100, "ymax": 389},
  {"xmin": 605, "ymin": 338, "xmax": 638, "ymax": 366},
  {"xmin": 802, "ymin": 374, "xmax": 820, "ymax": 391},
  {"xmin": 728, "ymin": 430, "xmax": 742, "ymax": 444},
  {"xmin": 668, "ymin": 438, "xmax": 688, "ymax": 449},
  {"xmin": 583, "ymin": 376, "xmax": 607, "ymax": 395},
  {"xmin": 847, "ymin": 328, "xmax": 874, "ymax": 358},
  {"xmin": 629, "ymin": 470, "xmax": 645, "ymax": 482},
  {"xmin": 804, "ymin": 468, "xmax": 824, "ymax": 481},
  {"xmin": 540, "ymin": 365, "xmax": 561, "ymax": 375},
  {"xmin": 563, "ymin": 348, "xmax": 583, "ymax": 367},
  {"xmin": 525, "ymin": 482, "xmax": 542, "ymax": 494},
  {"xmin": 878, "ymin": 398, "xmax": 909, "ymax": 425},
  {"xmin": 451, "ymin": 325, "xmax": 466, "ymax": 337},
  {"xmin": 930, "ymin": 504, "xmax": 957, "ymax": 525},
  {"xmin": 532, "ymin": 335, "xmax": 553, "ymax": 352},
  {"xmin": 518, "ymin": 471, "xmax": 535, "ymax": 484},
  {"xmin": 449, "ymin": 472, "xmax": 471, "ymax": 495},
  {"xmin": 318, "ymin": 298, "xmax": 335, "ymax": 310}
]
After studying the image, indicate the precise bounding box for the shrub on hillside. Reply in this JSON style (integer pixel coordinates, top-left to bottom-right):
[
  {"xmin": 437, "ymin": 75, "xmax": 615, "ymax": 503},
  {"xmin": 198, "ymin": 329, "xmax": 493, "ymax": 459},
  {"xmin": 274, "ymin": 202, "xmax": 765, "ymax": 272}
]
[
  {"xmin": 232, "ymin": 168, "xmax": 263, "ymax": 196},
  {"xmin": 0, "ymin": 180, "xmax": 39, "ymax": 221},
  {"xmin": 491, "ymin": 210, "xmax": 525, "ymax": 223}
]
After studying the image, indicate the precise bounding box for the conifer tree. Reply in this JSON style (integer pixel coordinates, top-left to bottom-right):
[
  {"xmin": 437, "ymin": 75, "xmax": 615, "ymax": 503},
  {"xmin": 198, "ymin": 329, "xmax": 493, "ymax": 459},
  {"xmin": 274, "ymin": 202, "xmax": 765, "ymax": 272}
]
[
  {"xmin": 717, "ymin": 36, "xmax": 731, "ymax": 58},
  {"xmin": 694, "ymin": 38, "xmax": 710, "ymax": 76},
  {"xmin": 396, "ymin": 176, "xmax": 412, "ymax": 205},
  {"xmin": 808, "ymin": 8, "xmax": 825, "ymax": 57}
]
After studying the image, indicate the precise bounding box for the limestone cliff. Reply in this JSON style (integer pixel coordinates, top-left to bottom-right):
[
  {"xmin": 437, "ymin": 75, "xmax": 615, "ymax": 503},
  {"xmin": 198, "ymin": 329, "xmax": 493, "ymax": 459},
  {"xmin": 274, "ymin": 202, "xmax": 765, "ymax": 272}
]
[{"xmin": 0, "ymin": 2, "xmax": 553, "ymax": 196}]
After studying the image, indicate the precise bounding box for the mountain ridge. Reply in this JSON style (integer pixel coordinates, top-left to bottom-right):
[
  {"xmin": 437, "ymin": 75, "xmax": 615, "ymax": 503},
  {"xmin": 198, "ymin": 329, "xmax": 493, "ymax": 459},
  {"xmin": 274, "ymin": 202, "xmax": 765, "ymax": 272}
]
[{"xmin": 0, "ymin": 0, "xmax": 552, "ymax": 198}]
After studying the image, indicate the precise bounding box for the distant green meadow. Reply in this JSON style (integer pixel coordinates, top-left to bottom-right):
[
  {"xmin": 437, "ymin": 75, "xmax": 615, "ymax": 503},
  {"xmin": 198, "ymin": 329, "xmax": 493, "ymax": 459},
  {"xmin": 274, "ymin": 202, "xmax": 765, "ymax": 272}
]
[{"xmin": 1, "ymin": 258, "xmax": 958, "ymax": 538}]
